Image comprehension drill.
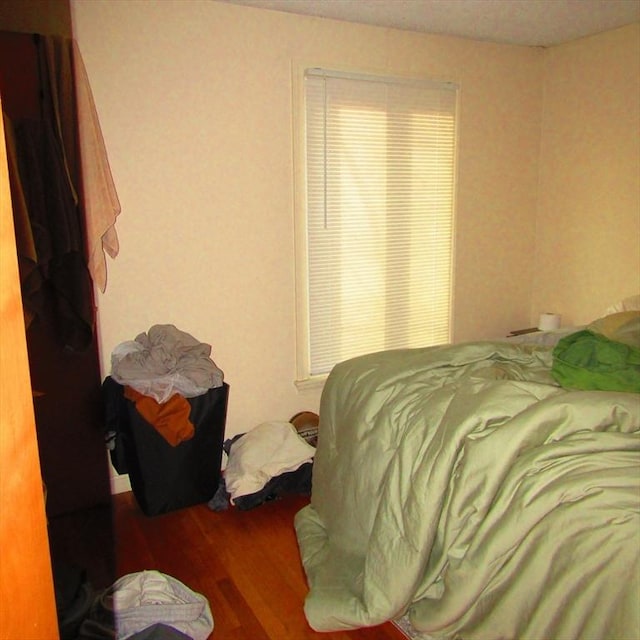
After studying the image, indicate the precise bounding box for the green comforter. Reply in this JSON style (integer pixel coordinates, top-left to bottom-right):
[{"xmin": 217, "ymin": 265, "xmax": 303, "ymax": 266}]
[{"xmin": 294, "ymin": 341, "xmax": 640, "ymax": 639}]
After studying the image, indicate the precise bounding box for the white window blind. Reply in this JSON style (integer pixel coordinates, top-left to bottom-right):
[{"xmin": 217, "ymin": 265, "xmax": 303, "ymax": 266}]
[{"xmin": 303, "ymin": 69, "xmax": 457, "ymax": 377}]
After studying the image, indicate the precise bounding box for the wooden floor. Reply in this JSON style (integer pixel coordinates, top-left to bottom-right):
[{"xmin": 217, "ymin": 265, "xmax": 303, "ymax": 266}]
[{"xmin": 113, "ymin": 491, "xmax": 408, "ymax": 640}]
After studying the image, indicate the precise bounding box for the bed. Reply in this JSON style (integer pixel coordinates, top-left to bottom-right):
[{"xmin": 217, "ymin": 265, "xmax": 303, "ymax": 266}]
[{"xmin": 294, "ymin": 310, "xmax": 640, "ymax": 640}]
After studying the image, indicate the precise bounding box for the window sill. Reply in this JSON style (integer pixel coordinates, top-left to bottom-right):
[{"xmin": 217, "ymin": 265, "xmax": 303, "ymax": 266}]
[{"xmin": 294, "ymin": 375, "xmax": 328, "ymax": 392}]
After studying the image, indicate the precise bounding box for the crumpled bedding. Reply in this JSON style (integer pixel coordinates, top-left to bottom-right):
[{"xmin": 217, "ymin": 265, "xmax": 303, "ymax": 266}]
[
  {"xmin": 111, "ymin": 324, "xmax": 224, "ymax": 403},
  {"xmin": 294, "ymin": 340, "xmax": 640, "ymax": 639}
]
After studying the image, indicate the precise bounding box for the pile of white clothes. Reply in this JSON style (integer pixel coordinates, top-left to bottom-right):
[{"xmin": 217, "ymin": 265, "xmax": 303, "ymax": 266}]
[
  {"xmin": 224, "ymin": 421, "xmax": 316, "ymax": 504},
  {"xmin": 78, "ymin": 570, "xmax": 214, "ymax": 640}
]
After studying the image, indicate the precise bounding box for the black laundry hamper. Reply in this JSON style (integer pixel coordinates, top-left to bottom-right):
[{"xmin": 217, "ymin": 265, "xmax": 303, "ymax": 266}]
[{"xmin": 103, "ymin": 377, "xmax": 228, "ymax": 516}]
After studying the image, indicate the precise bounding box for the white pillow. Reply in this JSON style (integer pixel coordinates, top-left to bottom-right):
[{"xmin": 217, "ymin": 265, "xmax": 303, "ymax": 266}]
[{"xmin": 604, "ymin": 294, "xmax": 640, "ymax": 316}]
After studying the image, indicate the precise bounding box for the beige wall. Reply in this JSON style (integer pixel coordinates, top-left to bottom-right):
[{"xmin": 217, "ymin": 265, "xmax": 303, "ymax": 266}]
[
  {"xmin": 535, "ymin": 23, "xmax": 640, "ymax": 326},
  {"xmin": 69, "ymin": 0, "xmax": 637, "ymax": 438}
]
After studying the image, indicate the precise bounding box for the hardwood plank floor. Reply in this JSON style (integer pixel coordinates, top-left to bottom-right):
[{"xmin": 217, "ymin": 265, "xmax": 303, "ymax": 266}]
[{"xmin": 113, "ymin": 492, "xmax": 408, "ymax": 640}]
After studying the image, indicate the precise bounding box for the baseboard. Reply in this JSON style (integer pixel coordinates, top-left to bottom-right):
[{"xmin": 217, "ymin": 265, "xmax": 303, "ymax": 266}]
[{"xmin": 109, "ymin": 469, "xmax": 131, "ymax": 494}]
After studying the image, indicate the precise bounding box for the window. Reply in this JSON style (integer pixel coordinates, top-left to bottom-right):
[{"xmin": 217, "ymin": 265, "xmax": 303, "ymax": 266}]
[{"xmin": 295, "ymin": 68, "xmax": 457, "ymax": 382}]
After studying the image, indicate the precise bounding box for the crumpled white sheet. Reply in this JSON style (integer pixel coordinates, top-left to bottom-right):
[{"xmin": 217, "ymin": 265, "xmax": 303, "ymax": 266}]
[
  {"xmin": 107, "ymin": 570, "xmax": 214, "ymax": 640},
  {"xmin": 110, "ymin": 324, "xmax": 224, "ymax": 403},
  {"xmin": 225, "ymin": 421, "xmax": 316, "ymax": 501}
]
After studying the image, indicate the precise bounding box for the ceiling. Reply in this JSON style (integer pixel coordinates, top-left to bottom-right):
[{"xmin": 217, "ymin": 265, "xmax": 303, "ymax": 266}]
[{"xmin": 219, "ymin": 0, "xmax": 640, "ymax": 47}]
